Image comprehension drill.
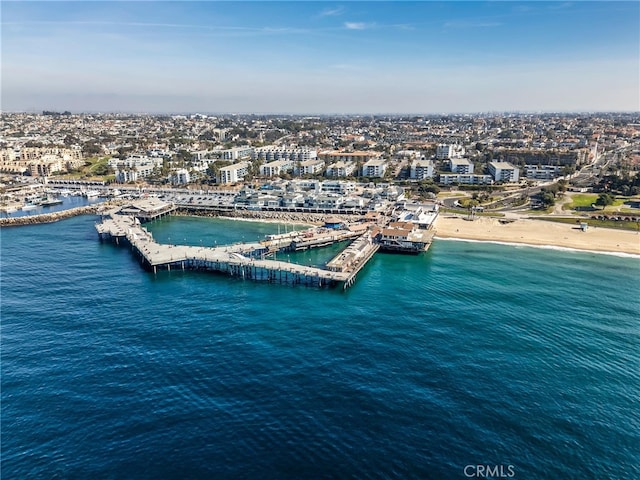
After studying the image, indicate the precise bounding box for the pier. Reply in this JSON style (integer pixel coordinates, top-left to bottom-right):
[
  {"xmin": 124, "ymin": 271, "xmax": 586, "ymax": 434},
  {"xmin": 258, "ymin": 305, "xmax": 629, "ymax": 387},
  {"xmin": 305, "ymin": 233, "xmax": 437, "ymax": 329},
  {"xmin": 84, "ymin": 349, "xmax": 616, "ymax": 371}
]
[
  {"xmin": 95, "ymin": 199, "xmax": 438, "ymax": 289},
  {"xmin": 95, "ymin": 201, "xmax": 376, "ymax": 289}
]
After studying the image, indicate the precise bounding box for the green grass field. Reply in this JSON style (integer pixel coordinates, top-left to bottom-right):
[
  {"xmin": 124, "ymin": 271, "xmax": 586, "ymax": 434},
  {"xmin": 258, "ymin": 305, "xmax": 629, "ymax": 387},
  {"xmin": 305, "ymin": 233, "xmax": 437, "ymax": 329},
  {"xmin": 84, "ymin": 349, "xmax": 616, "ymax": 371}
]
[
  {"xmin": 563, "ymin": 194, "xmax": 598, "ymax": 210},
  {"xmin": 564, "ymin": 194, "xmax": 630, "ymax": 211},
  {"xmin": 53, "ymin": 156, "xmax": 114, "ymax": 181}
]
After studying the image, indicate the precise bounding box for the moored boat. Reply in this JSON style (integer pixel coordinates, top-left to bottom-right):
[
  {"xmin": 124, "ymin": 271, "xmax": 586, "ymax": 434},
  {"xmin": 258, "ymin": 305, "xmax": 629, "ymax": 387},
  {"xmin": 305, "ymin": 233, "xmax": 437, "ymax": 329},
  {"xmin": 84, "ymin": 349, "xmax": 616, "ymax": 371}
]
[{"xmin": 39, "ymin": 198, "xmax": 64, "ymax": 207}]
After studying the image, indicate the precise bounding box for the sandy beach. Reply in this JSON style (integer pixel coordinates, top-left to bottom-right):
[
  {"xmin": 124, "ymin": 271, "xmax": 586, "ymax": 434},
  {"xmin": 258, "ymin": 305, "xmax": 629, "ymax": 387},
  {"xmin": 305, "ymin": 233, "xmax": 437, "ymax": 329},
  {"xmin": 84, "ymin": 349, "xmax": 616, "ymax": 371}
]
[{"xmin": 434, "ymin": 216, "xmax": 640, "ymax": 256}]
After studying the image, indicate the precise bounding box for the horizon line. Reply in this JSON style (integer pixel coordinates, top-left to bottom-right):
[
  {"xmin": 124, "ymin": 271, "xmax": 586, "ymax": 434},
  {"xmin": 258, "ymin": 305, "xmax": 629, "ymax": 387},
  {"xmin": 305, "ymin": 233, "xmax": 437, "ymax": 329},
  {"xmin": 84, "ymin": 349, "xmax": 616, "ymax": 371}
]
[{"xmin": 3, "ymin": 110, "xmax": 640, "ymax": 116}]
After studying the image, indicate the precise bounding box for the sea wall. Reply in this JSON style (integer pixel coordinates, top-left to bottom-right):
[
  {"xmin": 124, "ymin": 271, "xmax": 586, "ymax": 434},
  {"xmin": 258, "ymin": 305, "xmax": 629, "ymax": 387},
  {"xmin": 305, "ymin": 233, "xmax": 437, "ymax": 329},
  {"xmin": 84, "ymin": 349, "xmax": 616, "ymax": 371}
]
[
  {"xmin": 1, "ymin": 203, "xmax": 366, "ymax": 227},
  {"xmin": 0, "ymin": 205, "xmax": 100, "ymax": 227},
  {"xmin": 174, "ymin": 208, "xmax": 364, "ymax": 224}
]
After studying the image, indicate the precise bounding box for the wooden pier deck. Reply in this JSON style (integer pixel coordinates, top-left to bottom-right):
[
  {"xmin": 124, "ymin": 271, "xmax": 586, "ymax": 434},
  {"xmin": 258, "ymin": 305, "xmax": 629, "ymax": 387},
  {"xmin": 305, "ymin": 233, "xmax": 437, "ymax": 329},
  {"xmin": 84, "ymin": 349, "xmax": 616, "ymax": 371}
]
[
  {"xmin": 326, "ymin": 231, "xmax": 380, "ymax": 289},
  {"xmin": 261, "ymin": 227, "xmax": 362, "ymax": 252},
  {"xmin": 95, "ymin": 207, "xmax": 362, "ymax": 289}
]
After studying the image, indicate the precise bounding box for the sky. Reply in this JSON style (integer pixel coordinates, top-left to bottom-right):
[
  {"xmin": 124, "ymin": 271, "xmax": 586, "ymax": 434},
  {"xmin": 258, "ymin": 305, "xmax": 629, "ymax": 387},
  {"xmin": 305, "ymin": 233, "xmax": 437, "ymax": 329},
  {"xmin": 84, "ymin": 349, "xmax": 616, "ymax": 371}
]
[{"xmin": 2, "ymin": 1, "xmax": 639, "ymax": 114}]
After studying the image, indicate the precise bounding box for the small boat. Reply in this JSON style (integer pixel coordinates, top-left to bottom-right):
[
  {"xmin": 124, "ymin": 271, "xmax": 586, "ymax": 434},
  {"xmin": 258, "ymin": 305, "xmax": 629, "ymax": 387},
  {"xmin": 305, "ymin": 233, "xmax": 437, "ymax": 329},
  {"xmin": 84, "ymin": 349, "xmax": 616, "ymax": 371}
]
[
  {"xmin": 21, "ymin": 204, "xmax": 38, "ymax": 211},
  {"xmin": 84, "ymin": 190, "xmax": 100, "ymax": 198},
  {"xmin": 39, "ymin": 198, "xmax": 64, "ymax": 207}
]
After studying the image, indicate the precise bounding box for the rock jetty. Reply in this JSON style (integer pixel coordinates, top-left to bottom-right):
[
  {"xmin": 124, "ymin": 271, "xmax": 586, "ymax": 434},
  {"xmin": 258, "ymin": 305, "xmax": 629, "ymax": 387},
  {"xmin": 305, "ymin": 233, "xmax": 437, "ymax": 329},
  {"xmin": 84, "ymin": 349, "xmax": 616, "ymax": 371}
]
[
  {"xmin": 0, "ymin": 205, "xmax": 99, "ymax": 227},
  {"xmin": 174, "ymin": 208, "xmax": 363, "ymax": 225}
]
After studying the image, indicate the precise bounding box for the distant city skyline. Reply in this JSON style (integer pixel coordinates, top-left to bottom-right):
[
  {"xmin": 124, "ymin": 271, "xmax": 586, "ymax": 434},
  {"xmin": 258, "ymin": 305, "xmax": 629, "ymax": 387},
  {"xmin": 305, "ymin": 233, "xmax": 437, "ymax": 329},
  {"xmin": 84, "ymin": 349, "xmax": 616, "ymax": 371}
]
[{"xmin": 2, "ymin": 1, "xmax": 639, "ymax": 114}]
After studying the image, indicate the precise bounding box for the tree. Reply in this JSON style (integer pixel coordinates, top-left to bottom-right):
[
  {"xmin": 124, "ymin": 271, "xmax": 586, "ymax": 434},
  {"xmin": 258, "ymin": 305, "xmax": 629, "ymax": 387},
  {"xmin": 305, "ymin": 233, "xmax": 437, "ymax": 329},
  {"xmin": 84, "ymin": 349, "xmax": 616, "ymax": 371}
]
[
  {"xmin": 541, "ymin": 192, "xmax": 555, "ymax": 208},
  {"xmin": 557, "ymin": 179, "xmax": 568, "ymax": 193},
  {"xmin": 595, "ymin": 193, "xmax": 614, "ymax": 207},
  {"xmin": 83, "ymin": 143, "xmax": 102, "ymax": 155}
]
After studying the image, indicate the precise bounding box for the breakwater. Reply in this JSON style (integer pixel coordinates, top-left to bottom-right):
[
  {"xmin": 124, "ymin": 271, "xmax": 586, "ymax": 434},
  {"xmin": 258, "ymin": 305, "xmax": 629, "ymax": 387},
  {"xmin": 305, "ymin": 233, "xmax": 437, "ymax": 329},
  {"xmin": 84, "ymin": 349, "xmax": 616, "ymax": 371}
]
[
  {"xmin": 174, "ymin": 208, "xmax": 363, "ymax": 224},
  {"xmin": 0, "ymin": 205, "xmax": 100, "ymax": 227}
]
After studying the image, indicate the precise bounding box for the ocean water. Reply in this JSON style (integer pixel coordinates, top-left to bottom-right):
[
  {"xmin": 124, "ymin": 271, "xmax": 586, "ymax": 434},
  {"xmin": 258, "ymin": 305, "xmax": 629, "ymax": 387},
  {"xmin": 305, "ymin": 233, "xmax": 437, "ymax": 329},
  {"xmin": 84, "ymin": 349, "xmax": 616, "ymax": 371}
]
[{"xmin": 1, "ymin": 214, "xmax": 639, "ymax": 479}]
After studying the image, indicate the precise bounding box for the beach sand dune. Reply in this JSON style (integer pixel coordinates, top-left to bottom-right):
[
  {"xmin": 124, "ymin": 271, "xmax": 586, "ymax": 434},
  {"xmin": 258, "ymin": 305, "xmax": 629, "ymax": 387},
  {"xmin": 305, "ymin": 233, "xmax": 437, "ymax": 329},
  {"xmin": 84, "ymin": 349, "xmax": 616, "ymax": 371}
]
[{"xmin": 435, "ymin": 216, "xmax": 640, "ymax": 256}]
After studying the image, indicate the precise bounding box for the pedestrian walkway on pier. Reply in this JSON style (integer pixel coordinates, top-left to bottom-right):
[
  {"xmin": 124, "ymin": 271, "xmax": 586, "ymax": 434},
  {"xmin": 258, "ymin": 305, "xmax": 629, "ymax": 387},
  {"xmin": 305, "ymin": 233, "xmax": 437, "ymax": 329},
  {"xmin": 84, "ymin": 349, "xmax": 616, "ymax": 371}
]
[{"xmin": 261, "ymin": 227, "xmax": 362, "ymax": 252}]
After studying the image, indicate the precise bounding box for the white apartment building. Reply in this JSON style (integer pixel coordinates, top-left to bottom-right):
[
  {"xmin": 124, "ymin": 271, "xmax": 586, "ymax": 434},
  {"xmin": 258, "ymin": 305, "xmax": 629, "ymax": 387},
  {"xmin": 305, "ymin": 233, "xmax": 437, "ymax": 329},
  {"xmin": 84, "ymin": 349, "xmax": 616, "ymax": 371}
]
[
  {"xmin": 219, "ymin": 161, "xmax": 250, "ymax": 184},
  {"xmin": 220, "ymin": 147, "xmax": 253, "ymax": 161},
  {"xmin": 362, "ymin": 159, "xmax": 387, "ymax": 178},
  {"xmin": 410, "ymin": 159, "xmax": 435, "ymax": 180},
  {"xmin": 191, "ymin": 150, "xmax": 214, "ymax": 161},
  {"xmin": 170, "ymin": 168, "xmax": 191, "ymax": 185},
  {"xmin": 296, "ymin": 159, "xmax": 325, "ymax": 176},
  {"xmin": 439, "ymin": 174, "xmax": 493, "ymax": 185},
  {"xmin": 525, "ymin": 165, "xmax": 562, "ymax": 180},
  {"xmin": 488, "ymin": 161, "xmax": 520, "ymax": 183},
  {"xmin": 29, "ymin": 155, "xmax": 64, "ymax": 176},
  {"xmin": 253, "ymin": 146, "xmax": 318, "ymax": 163},
  {"xmin": 319, "ymin": 151, "xmax": 382, "ymax": 163},
  {"xmin": 321, "ymin": 181, "xmax": 356, "ymax": 194},
  {"xmin": 1, "ymin": 147, "xmax": 84, "ymax": 176},
  {"xmin": 115, "ymin": 169, "xmax": 139, "ymax": 183},
  {"xmin": 326, "ymin": 161, "xmax": 356, "ymax": 178},
  {"xmin": 111, "ymin": 155, "xmax": 163, "ymax": 183},
  {"xmin": 18, "ymin": 147, "xmax": 83, "ymax": 163},
  {"xmin": 260, "ymin": 160, "xmax": 293, "ymax": 177},
  {"xmin": 436, "ymin": 144, "xmax": 465, "ymax": 160},
  {"xmin": 310, "ymin": 194, "xmax": 345, "ymax": 209},
  {"xmin": 448, "ymin": 158, "xmax": 474, "ymax": 174}
]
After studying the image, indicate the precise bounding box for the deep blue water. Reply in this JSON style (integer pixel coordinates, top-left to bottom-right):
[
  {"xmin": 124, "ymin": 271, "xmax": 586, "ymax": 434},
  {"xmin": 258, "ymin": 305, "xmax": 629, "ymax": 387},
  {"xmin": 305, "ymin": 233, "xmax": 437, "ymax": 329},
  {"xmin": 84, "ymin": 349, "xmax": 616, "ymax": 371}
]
[{"xmin": 2, "ymin": 215, "xmax": 639, "ymax": 479}]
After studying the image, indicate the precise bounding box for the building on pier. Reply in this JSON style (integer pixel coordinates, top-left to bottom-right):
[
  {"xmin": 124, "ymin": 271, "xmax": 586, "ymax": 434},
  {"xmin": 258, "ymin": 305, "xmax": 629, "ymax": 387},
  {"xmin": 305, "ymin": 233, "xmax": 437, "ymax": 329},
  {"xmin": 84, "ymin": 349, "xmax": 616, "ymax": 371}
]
[
  {"xmin": 114, "ymin": 199, "xmax": 176, "ymax": 222},
  {"xmin": 378, "ymin": 221, "xmax": 434, "ymax": 253}
]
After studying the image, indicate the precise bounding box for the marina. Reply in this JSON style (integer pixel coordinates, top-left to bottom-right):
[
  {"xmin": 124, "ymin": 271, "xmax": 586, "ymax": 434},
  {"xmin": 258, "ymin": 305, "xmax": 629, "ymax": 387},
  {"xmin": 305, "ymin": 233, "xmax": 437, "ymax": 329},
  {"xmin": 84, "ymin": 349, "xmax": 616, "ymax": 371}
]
[{"xmin": 0, "ymin": 194, "xmax": 103, "ymax": 219}]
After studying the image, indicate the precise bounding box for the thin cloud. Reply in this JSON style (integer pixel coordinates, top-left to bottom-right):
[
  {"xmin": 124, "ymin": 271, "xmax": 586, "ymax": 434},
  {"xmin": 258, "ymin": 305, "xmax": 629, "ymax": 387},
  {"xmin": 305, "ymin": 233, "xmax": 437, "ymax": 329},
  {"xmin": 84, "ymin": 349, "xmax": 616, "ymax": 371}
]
[
  {"xmin": 318, "ymin": 6, "xmax": 345, "ymax": 18},
  {"xmin": 344, "ymin": 22, "xmax": 371, "ymax": 30}
]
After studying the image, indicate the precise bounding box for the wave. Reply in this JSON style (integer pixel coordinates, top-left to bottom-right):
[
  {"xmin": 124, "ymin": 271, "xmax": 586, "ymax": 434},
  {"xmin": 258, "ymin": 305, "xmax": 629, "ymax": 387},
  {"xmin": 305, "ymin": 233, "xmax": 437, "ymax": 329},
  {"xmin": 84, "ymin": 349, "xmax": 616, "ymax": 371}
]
[{"xmin": 434, "ymin": 236, "xmax": 640, "ymax": 259}]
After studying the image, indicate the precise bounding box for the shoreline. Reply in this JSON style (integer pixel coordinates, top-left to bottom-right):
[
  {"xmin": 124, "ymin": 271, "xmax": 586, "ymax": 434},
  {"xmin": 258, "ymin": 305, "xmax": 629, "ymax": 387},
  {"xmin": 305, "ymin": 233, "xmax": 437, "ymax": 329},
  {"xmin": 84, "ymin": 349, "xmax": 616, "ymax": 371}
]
[
  {"xmin": 435, "ymin": 236, "xmax": 640, "ymax": 259},
  {"xmin": 4, "ymin": 204, "xmax": 638, "ymax": 258},
  {"xmin": 434, "ymin": 216, "xmax": 640, "ymax": 256}
]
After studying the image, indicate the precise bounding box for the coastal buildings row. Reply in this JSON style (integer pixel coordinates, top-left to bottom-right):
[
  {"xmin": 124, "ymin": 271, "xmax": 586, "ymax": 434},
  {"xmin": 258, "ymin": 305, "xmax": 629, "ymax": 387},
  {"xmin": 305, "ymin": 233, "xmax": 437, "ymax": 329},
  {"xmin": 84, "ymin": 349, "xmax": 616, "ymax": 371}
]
[
  {"xmin": 2, "ymin": 112, "xmax": 633, "ymax": 163},
  {"xmin": 0, "ymin": 147, "xmax": 84, "ymax": 176},
  {"xmin": 2, "ymin": 113, "xmax": 636, "ymax": 191},
  {"xmin": 218, "ymin": 157, "xmax": 520, "ymax": 185}
]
